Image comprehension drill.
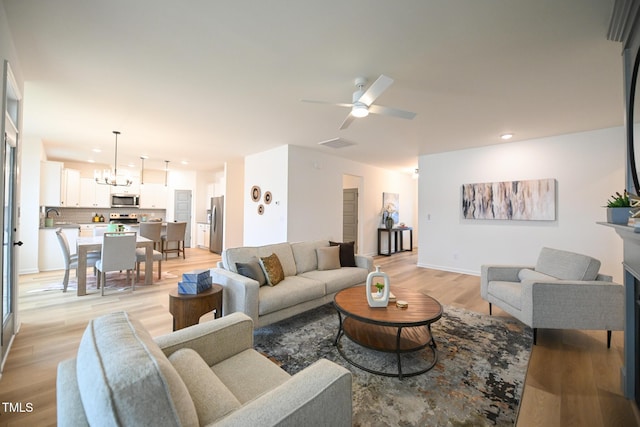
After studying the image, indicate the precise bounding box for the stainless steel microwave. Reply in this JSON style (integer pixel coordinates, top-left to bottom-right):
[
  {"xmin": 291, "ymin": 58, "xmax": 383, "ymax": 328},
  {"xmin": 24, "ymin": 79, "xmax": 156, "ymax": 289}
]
[{"xmin": 111, "ymin": 194, "xmax": 140, "ymax": 208}]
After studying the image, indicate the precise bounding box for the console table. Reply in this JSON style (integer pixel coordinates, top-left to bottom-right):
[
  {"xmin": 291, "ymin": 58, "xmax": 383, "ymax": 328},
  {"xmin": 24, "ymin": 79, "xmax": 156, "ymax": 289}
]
[{"xmin": 378, "ymin": 227, "xmax": 413, "ymax": 256}]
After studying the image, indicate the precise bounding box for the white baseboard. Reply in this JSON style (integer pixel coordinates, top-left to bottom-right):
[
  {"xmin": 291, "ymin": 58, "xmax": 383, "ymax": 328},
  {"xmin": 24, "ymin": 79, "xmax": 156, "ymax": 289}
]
[{"xmin": 416, "ymin": 262, "xmax": 480, "ymax": 277}]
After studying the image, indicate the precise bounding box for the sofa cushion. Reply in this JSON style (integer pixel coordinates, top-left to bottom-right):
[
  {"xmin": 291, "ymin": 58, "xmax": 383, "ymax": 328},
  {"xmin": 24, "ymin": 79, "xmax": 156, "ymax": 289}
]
[
  {"xmin": 236, "ymin": 257, "xmax": 267, "ymax": 286},
  {"xmin": 260, "ymin": 253, "xmax": 285, "ymax": 286},
  {"xmin": 211, "ymin": 349, "xmax": 291, "ymax": 404},
  {"xmin": 168, "ymin": 348, "xmax": 241, "ymax": 425},
  {"xmin": 487, "ymin": 281, "xmax": 522, "ymax": 310},
  {"xmin": 256, "ymin": 243, "xmax": 297, "ymax": 277},
  {"xmin": 518, "ymin": 268, "xmax": 558, "ymax": 282},
  {"xmin": 330, "ymin": 241, "xmax": 357, "ymax": 267},
  {"xmin": 300, "ymin": 267, "xmax": 369, "ymax": 294},
  {"xmin": 317, "ymin": 246, "xmax": 341, "ymax": 271},
  {"xmin": 76, "ymin": 311, "xmax": 198, "ymax": 427},
  {"xmin": 291, "ymin": 240, "xmax": 329, "ymax": 274},
  {"xmin": 535, "ymin": 247, "xmax": 601, "ymax": 281},
  {"xmin": 258, "ymin": 276, "xmax": 325, "ymax": 316}
]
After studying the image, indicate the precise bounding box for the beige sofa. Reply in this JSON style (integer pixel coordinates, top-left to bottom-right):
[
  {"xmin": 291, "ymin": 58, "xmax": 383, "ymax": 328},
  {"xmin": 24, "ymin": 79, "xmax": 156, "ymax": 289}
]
[
  {"xmin": 210, "ymin": 240, "xmax": 374, "ymax": 328},
  {"xmin": 57, "ymin": 311, "xmax": 352, "ymax": 427},
  {"xmin": 481, "ymin": 247, "xmax": 624, "ymax": 347}
]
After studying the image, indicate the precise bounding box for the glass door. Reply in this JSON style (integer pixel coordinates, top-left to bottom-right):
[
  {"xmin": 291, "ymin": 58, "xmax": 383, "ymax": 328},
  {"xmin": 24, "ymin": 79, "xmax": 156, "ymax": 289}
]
[{"xmin": 1, "ymin": 61, "xmax": 21, "ymax": 369}]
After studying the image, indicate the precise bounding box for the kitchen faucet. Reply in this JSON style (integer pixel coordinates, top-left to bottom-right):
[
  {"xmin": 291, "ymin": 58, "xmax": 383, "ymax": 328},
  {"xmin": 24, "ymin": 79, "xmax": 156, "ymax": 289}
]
[{"xmin": 46, "ymin": 208, "xmax": 60, "ymax": 217}]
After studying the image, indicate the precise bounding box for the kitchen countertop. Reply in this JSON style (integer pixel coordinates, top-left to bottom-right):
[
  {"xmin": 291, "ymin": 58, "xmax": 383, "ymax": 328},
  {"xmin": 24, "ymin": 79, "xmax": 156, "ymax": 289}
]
[{"xmin": 40, "ymin": 223, "xmax": 81, "ymax": 230}]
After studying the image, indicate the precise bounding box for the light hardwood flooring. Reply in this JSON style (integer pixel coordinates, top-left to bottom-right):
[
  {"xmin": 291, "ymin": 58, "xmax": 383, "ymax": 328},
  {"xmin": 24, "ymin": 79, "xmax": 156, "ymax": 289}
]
[{"xmin": 0, "ymin": 248, "xmax": 637, "ymax": 426}]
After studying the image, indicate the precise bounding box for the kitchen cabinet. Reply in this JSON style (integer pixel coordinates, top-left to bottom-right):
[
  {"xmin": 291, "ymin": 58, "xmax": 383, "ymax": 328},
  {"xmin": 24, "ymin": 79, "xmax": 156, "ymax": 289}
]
[
  {"xmin": 40, "ymin": 161, "xmax": 63, "ymax": 206},
  {"xmin": 197, "ymin": 223, "xmax": 210, "ymax": 249},
  {"xmin": 79, "ymin": 178, "xmax": 111, "ymax": 208},
  {"xmin": 39, "ymin": 226, "xmax": 79, "ymax": 271},
  {"xmin": 110, "ymin": 177, "xmax": 140, "ymax": 195},
  {"xmin": 140, "ymin": 183, "xmax": 167, "ymax": 209},
  {"xmin": 61, "ymin": 168, "xmax": 81, "ymax": 207}
]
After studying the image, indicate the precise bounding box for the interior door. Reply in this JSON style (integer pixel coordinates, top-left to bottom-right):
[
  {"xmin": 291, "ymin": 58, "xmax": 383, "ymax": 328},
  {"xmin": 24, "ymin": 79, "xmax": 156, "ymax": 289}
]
[
  {"xmin": 1, "ymin": 61, "xmax": 21, "ymax": 370},
  {"xmin": 174, "ymin": 190, "xmax": 192, "ymax": 247},
  {"xmin": 343, "ymin": 188, "xmax": 358, "ymax": 252}
]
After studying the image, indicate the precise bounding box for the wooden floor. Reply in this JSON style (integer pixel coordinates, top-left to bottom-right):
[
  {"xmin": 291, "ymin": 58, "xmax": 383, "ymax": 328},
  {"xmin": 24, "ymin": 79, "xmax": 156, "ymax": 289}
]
[{"xmin": 0, "ymin": 248, "xmax": 637, "ymax": 426}]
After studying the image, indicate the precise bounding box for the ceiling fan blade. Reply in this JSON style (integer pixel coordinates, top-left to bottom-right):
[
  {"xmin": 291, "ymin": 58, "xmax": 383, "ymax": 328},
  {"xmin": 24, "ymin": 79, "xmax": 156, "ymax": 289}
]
[
  {"xmin": 357, "ymin": 74, "xmax": 394, "ymax": 106},
  {"xmin": 301, "ymin": 99, "xmax": 353, "ymax": 108},
  {"xmin": 368, "ymin": 104, "xmax": 416, "ymax": 120},
  {"xmin": 339, "ymin": 113, "xmax": 356, "ymax": 130}
]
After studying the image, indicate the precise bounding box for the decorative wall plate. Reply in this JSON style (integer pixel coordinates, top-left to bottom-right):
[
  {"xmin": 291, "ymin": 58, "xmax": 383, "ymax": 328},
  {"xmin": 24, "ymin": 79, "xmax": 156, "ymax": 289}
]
[
  {"xmin": 264, "ymin": 191, "xmax": 272, "ymax": 204},
  {"xmin": 258, "ymin": 204, "xmax": 265, "ymax": 215},
  {"xmin": 251, "ymin": 186, "xmax": 261, "ymax": 202}
]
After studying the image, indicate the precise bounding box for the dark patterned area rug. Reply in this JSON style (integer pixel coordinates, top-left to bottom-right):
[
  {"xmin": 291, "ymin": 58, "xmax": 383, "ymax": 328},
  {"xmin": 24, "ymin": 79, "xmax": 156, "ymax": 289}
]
[{"xmin": 254, "ymin": 303, "xmax": 532, "ymax": 426}]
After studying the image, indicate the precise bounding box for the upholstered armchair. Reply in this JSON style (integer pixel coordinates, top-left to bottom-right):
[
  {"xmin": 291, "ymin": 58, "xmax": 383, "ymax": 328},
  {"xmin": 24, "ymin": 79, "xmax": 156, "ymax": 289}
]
[
  {"xmin": 481, "ymin": 247, "xmax": 624, "ymax": 347},
  {"xmin": 57, "ymin": 311, "xmax": 352, "ymax": 426}
]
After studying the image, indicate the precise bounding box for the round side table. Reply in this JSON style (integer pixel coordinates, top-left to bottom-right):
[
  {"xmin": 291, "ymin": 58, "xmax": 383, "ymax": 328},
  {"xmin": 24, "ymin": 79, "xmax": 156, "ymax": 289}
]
[{"xmin": 169, "ymin": 284, "xmax": 223, "ymax": 331}]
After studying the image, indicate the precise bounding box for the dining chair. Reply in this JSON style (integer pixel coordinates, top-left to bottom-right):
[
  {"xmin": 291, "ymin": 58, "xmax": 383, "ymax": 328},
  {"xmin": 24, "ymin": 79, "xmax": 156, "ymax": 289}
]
[
  {"xmin": 161, "ymin": 221, "xmax": 187, "ymax": 260},
  {"xmin": 135, "ymin": 222, "xmax": 163, "ymax": 281},
  {"xmin": 96, "ymin": 232, "xmax": 137, "ymax": 296},
  {"xmin": 55, "ymin": 228, "xmax": 101, "ymax": 292}
]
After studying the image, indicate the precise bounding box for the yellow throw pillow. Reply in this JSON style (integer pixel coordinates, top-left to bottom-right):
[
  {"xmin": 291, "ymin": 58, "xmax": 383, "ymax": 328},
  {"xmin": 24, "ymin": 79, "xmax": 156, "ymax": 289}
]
[{"xmin": 260, "ymin": 253, "xmax": 285, "ymax": 286}]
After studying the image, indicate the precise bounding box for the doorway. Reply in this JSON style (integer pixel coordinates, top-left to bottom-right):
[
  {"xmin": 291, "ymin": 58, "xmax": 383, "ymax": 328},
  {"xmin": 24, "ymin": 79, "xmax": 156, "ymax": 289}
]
[
  {"xmin": 174, "ymin": 189, "xmax": 192, "ymax": 247},
  {"xmin": 343, "ymin": 186, "xmax": 359, "ymax": 252},
  {"xmin": 1, "ymin": 61, "xmax": 21, "ymax": 370}
]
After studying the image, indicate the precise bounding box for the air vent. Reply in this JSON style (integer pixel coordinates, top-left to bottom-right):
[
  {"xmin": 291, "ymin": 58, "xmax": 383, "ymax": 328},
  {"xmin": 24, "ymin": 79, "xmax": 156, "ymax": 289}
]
[{"xmin": 317, "ymin": 138, "xmax": 356, "ymax": 149}]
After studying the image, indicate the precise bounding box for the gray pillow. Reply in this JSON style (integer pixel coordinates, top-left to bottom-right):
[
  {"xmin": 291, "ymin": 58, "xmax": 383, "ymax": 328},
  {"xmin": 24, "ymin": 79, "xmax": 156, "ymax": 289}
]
[{"xmin": 236, "ymin": 258, "xmax": 267, "ymax": 286}]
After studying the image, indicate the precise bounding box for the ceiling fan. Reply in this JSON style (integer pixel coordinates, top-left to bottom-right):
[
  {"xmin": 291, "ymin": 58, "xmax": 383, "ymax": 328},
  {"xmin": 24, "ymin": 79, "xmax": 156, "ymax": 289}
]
[{"xmin": 302, "ymin": 75, "xmax": 416, "ymax": 130}]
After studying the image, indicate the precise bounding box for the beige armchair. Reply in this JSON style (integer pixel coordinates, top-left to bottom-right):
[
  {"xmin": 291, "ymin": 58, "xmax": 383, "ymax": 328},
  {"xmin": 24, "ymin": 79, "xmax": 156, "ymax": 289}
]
[
  {"xmin": 57, "ymin": 311, "xmax": 352, "ymax": 426},
  {"xmin": 481, "ymin": 247, "xmax": 624, "ymax": 347}
]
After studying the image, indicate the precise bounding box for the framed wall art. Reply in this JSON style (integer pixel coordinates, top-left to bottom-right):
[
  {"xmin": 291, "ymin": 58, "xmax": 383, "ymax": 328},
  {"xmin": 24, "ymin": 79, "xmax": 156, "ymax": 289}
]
[{"xmin": 461, "ymin": 178, "xmax": 556, "ymax": 220}]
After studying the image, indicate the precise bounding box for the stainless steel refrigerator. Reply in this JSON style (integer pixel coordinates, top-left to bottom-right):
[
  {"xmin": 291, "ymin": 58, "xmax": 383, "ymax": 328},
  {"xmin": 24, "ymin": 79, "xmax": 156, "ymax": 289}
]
[{"xmin": 209, "ymin": 196, "xmax": 224, "ymax": 254}]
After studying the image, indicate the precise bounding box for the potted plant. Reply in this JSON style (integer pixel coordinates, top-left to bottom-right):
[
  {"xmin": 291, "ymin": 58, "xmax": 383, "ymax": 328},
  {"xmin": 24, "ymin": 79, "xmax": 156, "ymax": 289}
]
[
  {"xmin": 375, "ymin": 282, "xmax": 384, "ymax": 297},
  {"xmin": 606, "ymin": 190, "xmax": 632, "ymax": 224},
  {"xmin": 381, "ymin": 203, "xmax": 396, "ymax": 229}
]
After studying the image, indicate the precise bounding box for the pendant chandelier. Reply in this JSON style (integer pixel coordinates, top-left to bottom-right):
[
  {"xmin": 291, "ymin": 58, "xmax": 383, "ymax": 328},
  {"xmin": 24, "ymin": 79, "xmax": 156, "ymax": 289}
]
[{"xmin": 95, "ymin": 130, "xmax": 132, "ymax": 186}]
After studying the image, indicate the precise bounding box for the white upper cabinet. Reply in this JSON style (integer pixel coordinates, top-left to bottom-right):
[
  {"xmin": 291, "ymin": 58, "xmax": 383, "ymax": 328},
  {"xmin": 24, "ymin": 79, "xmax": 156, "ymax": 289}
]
[
  {"xmin": 60, "ymin": 168, "xmax": 80, "ymax": 207},
  {"xmin": 40, "ymin": 161, "xmax": 63, "ymax": 206},
  {"xmin": 139, "ymin": 183, "xmax": 167, "ymax": 209},
  {"xmin": 79, "ymin": 178, "xmax": 111, "ymax": 208}
]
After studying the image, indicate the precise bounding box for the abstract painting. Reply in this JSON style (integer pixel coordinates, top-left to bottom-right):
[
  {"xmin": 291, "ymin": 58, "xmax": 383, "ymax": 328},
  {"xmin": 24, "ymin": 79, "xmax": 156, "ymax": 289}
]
[{"xmin": 462, "ymin": 178, "xmax": 556, "ymax": 220}]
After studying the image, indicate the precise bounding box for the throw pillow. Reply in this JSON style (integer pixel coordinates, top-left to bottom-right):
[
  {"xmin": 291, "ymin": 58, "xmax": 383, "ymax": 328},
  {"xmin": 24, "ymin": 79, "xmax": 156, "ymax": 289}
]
[
  {"xmin": 260, "ymin": 253, "xmax": 285, "ymax": 286},
  {"xmin": 317, "ymin": 246, "xmax": 341, "ymax": 271},
  {"xmin": 329, "ymin": 241, "xmax": 357, "ymax": 267},
  {"xmin": 236, "ymin": 258, "xmax": 267, "ymax": 286}
]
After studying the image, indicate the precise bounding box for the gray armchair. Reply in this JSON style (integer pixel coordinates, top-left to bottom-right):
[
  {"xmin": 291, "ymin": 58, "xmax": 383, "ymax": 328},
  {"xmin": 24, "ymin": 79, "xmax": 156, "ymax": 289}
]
[
  {"xmin": 57, "ymin": 311, "xmax": 352, "ymax": 426},
  {"xmin": 481, "ymin": 247, "xmax": 624, "ymax": 347}
]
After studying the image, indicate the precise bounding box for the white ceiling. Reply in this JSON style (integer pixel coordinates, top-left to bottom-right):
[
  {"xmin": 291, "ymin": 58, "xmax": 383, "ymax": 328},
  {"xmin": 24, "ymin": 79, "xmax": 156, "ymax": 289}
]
[{"xmin": 2, "ymin": 0, "xmax": 623, "ymax": 174}]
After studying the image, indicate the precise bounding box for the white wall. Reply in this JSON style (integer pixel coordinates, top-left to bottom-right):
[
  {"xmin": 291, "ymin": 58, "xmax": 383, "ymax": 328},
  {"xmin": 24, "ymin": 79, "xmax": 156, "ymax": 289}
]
[
  {"xmin": 288, "ymin": 145, "xmax": 417, "ymax": 256},
  {"xmin": 244, "ymin": 145, "xmax": 289, "ymax": 246},
  {"xmin": 223, "ymin": 158, "xmax": 244, "ymax": 249},
  {"xmin": 418, "ymin": 126, "xmax": 626, "ymax": 282}
]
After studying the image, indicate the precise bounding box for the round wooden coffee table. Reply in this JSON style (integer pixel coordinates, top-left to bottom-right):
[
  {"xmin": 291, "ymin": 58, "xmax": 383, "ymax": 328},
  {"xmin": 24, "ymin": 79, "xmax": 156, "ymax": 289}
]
[{"xmin": 333, "ymin": 285, "xmax": 442, "ymax": 379}]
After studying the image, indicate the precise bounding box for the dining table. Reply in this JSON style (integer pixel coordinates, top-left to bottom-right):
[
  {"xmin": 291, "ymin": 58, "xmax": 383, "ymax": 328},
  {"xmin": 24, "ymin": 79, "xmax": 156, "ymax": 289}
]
[{"xmin": 75, "ymin": 234, "xmax": 154, "ymax": 296}]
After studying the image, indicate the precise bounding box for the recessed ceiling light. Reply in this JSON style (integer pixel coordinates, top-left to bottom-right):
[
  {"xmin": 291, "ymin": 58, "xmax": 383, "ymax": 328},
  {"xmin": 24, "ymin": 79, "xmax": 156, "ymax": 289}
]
[
  {"xmin": 92, "ymin": 148, "xmax": 102, "ymax": 153},
  {"xmin": 181, "ymin": 160, "xmax": 189, "ymax": 165},
  {"xmin": 500, "ymin": 133, "xmax": 514, "ymax": 140},
  {"xmin": 88, "ymin": 159, "xmax": 95, "ymax": 163}
]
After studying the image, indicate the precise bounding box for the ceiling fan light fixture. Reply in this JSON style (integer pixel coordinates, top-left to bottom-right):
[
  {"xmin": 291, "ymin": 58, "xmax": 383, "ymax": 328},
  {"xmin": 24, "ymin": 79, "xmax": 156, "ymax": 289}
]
[{"xmin": 351, "ymin": 104, "xmax": 369, "ymax": 118}]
